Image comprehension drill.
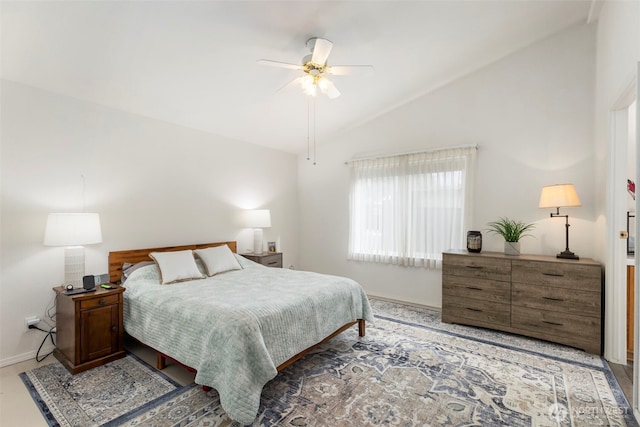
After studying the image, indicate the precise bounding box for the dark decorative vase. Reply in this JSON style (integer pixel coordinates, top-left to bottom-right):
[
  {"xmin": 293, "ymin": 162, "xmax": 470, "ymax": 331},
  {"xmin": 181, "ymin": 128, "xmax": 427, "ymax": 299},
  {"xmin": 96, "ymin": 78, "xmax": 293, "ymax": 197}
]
[{"xmin": 467, "ymin": 231, "xmax": 482, "ymax": 253}]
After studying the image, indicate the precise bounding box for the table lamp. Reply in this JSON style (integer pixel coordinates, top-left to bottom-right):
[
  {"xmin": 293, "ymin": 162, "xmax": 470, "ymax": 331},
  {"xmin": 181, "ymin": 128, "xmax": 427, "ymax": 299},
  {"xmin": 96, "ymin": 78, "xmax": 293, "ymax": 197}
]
[
  {"xmin": 245, "ymin": 209, "xmax": 271, "ymax": 254},
  {"xmin": 44, "ymin": 213, "xmax": 103, "ymax": 288},
  {"xmin": 539, "ymin": 184, "xmax": 581, "ymax": 260}
]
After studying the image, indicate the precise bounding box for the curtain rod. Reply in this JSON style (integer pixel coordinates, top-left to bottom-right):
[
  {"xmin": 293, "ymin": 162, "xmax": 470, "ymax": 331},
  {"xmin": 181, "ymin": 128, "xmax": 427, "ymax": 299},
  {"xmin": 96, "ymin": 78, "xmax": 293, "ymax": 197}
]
[{"xmin": 344, "ymin": 144, "xmax": 478, "ymax": 165}]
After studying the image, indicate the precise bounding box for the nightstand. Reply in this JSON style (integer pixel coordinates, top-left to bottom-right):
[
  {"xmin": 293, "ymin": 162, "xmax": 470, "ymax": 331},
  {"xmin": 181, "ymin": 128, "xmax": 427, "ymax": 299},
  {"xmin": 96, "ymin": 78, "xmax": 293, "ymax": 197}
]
[
  {"xmin": 241, "ymin": 252, "xmax": 283, "ymax": 268},
  {"xmin": 53, "ymin": 285, "xmax": 126, "ymax": 374}
]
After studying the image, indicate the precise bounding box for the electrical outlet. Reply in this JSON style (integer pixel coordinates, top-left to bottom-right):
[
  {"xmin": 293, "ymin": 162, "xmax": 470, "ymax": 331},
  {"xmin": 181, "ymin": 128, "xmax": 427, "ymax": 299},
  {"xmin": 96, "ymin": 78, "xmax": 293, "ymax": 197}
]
[{"xmin": 24, "ymin": 316, "xmax": 40, "ymax": 331}]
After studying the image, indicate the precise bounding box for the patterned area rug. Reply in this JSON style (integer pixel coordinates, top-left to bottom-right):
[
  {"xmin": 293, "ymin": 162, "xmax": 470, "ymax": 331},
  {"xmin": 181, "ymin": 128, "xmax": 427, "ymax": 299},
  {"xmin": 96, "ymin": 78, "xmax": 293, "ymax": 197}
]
[
  {"xmin": 21, "ymin": 298, "xmax": 637, "ymax": 426},
  {"xmin": 20, "ymin": 353, "xmax": 182, "ymax": 426}
]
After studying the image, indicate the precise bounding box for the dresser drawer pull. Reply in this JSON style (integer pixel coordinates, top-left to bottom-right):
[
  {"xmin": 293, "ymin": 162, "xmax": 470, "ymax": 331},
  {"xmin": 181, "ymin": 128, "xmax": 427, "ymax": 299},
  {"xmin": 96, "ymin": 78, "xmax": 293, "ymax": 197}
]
[
  {"xmin": 267, "ymin": 261, "xmax": 278, "ymax": 265},
  {"xmin": 466, "ymin": 266, "xmax": 483, "ymax": 269},
  {"xmin": 542, "ymin": 320, "xmax": 563, "ymax": 326},
  {"xmin": 542, "ymin": 272, "xmax": 564, "ymax": 277},
  {"xmin": 542, "ymin": 297, "xmax": 564, "ymax": 302},
  {"xmin": 99, "ymin": 299, "xmax": 106, "ymax": 306},
  {"xmin": 466, "ymin": 307, "xmax": 483, "ymax": 312},
  {"xmin": 466, "ymin": 286, "xmax": 483, "ymax": 291}
]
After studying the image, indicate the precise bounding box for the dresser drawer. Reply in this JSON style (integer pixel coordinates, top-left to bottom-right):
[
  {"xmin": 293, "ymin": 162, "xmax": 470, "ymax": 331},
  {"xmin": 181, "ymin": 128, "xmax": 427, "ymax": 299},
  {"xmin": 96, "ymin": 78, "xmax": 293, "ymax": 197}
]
[
  {"xmin": 511, "ymin": 306, "xmax": 600, "ymax": 342},
  {"xmin": 512, "ymin": 260, "xmax": 601, "ymax": 291},
  {"xmin": 443, "ymin": 275, "xmax": 510, "ymax": 304},
  {"xmin": 512, "ymin": 283, "xmax": 600, "ymax": 317},
  {"xmin": 442, "ymin": 253, "xmax": 511, "ymax": 282},
  {"xmin": 442, "ymin": 298, "xmax": 510, "ymax": 327},
  {"xmin": 79, "ymin": 294, "xmax": 119, "ymax": 310}
]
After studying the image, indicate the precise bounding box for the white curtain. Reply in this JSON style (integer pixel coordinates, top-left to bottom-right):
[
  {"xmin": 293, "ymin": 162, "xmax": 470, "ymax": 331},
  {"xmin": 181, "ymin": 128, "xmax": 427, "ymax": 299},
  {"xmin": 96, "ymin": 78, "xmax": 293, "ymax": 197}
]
[{"xmin": 348, "ymin": 146, "xmax": 476, "ymax": 269}]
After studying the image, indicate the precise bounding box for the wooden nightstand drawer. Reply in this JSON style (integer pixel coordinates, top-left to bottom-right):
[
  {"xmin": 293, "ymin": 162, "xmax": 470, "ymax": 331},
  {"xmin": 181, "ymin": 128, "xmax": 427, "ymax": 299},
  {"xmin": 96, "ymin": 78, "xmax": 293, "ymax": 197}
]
[
  {"xmin": 80, "ymin": 294, "xmax": 119, "ymax": 310},
  {"xmin": 241, "ymin": 252, "xmax": 283, "ymax": 268}
]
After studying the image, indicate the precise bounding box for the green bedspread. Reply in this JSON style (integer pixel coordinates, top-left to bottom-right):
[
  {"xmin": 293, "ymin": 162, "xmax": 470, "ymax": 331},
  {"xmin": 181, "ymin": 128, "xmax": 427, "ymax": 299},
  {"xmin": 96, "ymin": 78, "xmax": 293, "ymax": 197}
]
[{"xmin": 123, "ymin": 255, "xmax": 373, "ymax": 424}]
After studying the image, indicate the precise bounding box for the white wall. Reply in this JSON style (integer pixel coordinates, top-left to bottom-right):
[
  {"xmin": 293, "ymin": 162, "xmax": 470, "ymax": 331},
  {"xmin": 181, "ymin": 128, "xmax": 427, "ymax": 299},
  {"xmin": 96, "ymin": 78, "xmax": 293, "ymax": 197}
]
[
  {"xmin": 0, "ymin": 80, "xmax": 299, "ymax": 366},
  {"xmin": 297, "ymin": 23, "xmax": 596, "ymax": 308}
]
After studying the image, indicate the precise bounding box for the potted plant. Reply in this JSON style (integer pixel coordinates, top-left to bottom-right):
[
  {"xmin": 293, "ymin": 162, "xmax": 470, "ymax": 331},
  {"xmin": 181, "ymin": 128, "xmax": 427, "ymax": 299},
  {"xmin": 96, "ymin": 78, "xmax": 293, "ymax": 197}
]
[{"xmin": 486, "ymin": 217, "xmax": 535, "ymax": 256}]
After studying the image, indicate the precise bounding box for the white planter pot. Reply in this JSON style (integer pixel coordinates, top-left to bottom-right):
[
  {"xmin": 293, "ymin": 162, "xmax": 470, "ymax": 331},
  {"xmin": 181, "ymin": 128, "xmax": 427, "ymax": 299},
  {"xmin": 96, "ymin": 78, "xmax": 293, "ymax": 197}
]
[{"xmin": 504, "ymin": 241, "xmax": 520, "ymax": 256}]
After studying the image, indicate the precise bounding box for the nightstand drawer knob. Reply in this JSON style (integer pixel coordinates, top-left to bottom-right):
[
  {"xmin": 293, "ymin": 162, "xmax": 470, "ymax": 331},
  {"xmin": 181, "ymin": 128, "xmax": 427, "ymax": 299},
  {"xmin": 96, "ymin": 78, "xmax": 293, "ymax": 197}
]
[{"xmin": 99, "ymin": 299, "xmax": 106, "ymax": 306}]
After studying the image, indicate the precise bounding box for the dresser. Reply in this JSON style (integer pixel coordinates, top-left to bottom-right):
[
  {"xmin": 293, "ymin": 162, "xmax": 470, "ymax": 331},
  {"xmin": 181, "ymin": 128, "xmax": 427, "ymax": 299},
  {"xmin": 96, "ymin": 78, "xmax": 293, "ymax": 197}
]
[
  {"xmin": 442, "ymin": 250, "xmax": 603, "ymax": 354},
  {"xmin": 53, "ymin": 286, "xmax": 126, "ymax": 374}
]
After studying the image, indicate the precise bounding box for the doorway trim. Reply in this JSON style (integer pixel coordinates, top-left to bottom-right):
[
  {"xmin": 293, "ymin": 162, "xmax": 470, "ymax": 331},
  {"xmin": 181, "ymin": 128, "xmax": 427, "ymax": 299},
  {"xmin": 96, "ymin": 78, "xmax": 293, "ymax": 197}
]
[
  {"xmin": 608, "ymin": 65, "xmax": 638, "ymax": 418},
  {"xmin": 607, "ymin": 76, "xmax": 636, "ymax": 367}
]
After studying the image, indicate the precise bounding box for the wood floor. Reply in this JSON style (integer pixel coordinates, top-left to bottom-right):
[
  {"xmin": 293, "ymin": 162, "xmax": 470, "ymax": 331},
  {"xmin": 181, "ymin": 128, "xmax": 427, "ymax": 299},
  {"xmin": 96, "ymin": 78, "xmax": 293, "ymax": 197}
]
[{"xmin": 610, "ymin": 360, "xmax": 634, "ymax": 405}]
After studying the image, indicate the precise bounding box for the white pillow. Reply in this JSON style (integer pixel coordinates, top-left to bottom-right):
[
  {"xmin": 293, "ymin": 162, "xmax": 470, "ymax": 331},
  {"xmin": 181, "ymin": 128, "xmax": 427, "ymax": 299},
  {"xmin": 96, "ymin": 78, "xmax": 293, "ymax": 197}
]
[
  {"xmin": 194, "ymin": 245, "xmax": 242, "ymax": 276},
  {"xmin": 149, "ymin": 250, "xmax": 204, "ymax": 284}
]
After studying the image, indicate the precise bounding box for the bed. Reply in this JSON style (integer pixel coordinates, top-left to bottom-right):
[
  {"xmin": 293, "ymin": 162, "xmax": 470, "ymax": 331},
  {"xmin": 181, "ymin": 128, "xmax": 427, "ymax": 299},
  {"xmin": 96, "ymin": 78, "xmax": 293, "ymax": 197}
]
[{"xmin": 108, "ymin": 241, "xmax": 374, "ymax": 424}]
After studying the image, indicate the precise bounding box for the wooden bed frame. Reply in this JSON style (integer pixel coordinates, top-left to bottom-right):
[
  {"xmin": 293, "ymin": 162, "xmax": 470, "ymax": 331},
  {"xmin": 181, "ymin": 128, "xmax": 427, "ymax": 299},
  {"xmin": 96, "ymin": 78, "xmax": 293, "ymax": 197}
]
[{"xmin": 108, "ymin": 241, "xmax": 365, "ymax": 379}]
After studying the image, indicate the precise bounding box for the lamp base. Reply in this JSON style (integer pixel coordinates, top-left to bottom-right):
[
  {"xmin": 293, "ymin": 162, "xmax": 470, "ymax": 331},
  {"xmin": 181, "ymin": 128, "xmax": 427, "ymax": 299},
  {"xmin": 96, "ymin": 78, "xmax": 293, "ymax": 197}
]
[
  {"xmin": 253, "ymin": 228, "xmax": 264, "ymax": 254},
  {"xmin": 64, "ymin": 246, "xmax": 85, "ymax": 288},
  {"xmin": 557, "ymin": 250, "xmax": 579, "ymax": 260}
]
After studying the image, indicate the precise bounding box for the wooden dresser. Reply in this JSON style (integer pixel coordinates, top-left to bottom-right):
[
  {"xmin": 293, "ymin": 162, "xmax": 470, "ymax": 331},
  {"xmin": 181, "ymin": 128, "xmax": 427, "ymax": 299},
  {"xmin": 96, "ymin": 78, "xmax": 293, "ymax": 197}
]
[{"xmin": 442, "ymin": 250, "xmax": 603, "ymax": 354}]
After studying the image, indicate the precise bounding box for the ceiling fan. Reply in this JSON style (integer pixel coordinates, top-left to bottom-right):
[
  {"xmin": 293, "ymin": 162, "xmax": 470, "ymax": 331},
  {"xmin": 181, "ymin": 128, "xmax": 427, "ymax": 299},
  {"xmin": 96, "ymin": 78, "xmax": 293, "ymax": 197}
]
[{"xmin": 258, "ymin": 37, "xmax": 374, "ymax": 99}]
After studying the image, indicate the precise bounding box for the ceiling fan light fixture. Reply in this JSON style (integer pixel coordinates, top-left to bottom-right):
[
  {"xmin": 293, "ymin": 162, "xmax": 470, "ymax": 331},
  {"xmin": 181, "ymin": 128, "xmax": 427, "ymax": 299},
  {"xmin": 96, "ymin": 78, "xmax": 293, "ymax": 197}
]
[
  {"xmin": 317, "ymin": 77, "xmax": 340, "ymax": 99},
  {"xmin": 317, "ymin": 77, "xmax": 329, "ymax": 92},
  {"xmin": 300, "ymin": 75, "xmax": 317, "ymax": 97}
]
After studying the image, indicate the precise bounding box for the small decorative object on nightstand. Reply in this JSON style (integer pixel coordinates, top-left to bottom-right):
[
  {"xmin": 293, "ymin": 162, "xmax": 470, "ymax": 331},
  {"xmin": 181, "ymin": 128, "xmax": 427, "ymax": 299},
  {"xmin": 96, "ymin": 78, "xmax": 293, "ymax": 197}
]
[
  {"xmin": 241, "ymin": 252, "xmax": 283, "ymax": 268},
  {"xmin": 53, "ymin": 285, "xmax": 125, "ymax": 374}
]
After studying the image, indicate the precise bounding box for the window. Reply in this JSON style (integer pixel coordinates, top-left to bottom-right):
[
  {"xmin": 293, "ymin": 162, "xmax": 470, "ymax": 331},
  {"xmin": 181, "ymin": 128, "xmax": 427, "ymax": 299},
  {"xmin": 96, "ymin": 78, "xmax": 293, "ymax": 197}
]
[{"xmin": 348, "ymin": 146, "xmax": 476, "ymax": 268}]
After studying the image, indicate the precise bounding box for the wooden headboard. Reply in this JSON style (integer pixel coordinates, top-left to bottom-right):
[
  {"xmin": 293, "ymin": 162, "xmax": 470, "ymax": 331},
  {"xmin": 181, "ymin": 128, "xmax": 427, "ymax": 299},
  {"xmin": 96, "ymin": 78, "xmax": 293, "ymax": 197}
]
[{"xmin": 108, "ymin": 241, "xmax": 237, "ymax": 283}]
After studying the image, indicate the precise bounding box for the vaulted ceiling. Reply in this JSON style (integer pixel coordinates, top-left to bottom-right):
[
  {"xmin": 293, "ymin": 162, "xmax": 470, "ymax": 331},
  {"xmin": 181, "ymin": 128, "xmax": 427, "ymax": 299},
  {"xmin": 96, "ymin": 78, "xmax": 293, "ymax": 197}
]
[{"xmin": 1, "ymin": 1, "xmax": 592, "ymax": 153}]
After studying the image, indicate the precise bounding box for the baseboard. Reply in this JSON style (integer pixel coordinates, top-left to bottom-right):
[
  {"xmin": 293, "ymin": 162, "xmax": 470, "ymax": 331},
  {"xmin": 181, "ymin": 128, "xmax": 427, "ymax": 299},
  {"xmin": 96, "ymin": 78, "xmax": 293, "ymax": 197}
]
[
  {"xmin": 366, "ymin": 293, "xmax": 442, "ymax": 312},
  {"xmin": 0, "ymin": 345, "xmax": 55, "ymax": 368}
]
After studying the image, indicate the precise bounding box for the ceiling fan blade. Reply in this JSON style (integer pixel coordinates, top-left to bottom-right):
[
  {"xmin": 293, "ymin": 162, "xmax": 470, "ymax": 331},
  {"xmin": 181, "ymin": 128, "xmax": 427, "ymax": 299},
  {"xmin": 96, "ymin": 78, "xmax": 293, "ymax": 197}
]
[
  {"xmin": 310, "ymin": 38, "xmax": 333, "ymax": 65},
  {"xmin": 277, "ymin": 76, "xmax": 304, "ymax": 93},
  {"xmin": 257, "ymin": 59, "xmax": 302, "ymax": 70},
  {"xmin": 327, "ymin": 65, "xmax": 374, "ymax": 76}
]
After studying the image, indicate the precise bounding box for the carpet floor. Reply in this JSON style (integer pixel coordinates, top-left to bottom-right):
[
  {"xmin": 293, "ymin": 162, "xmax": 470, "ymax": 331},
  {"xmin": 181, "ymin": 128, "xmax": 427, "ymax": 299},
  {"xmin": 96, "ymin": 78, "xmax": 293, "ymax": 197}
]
[{"xmin": 20, "ymin": 298, "xmax": 637, "ymax": 426}]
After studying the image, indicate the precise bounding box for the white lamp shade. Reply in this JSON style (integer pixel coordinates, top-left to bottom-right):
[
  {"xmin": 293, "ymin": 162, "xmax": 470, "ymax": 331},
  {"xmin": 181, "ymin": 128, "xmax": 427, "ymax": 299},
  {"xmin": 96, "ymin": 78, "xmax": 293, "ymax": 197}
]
[
  {"xmin": 44, "ymin": 213, "xmax": 103, "ymax": 246},
  {"xmin": 539, "ymin": 184, "xmax": 581, "ymax": 208},
  {"xmin": 244, "ymin": 209, "xmax": 271, "ymax": 228}
]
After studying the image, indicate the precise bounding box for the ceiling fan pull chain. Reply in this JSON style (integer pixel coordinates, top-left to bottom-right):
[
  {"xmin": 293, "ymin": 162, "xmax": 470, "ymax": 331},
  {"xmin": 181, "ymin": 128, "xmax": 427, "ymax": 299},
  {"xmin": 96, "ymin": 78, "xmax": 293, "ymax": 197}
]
[
  {"xmin": 313, "ymin": 96, "xmax": 317, "ymax": 166},
  {"xmin": 307, "ymin": 97, "xmax": 311, "ymax": 161}
]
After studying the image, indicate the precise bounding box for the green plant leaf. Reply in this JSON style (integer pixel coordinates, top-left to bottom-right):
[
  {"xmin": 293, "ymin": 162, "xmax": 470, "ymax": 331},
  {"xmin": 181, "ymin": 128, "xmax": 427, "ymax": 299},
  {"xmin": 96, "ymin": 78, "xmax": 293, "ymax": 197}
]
[{"xmin": 486, "ymin": 217, "xmax": 535, "ymax": 242}]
